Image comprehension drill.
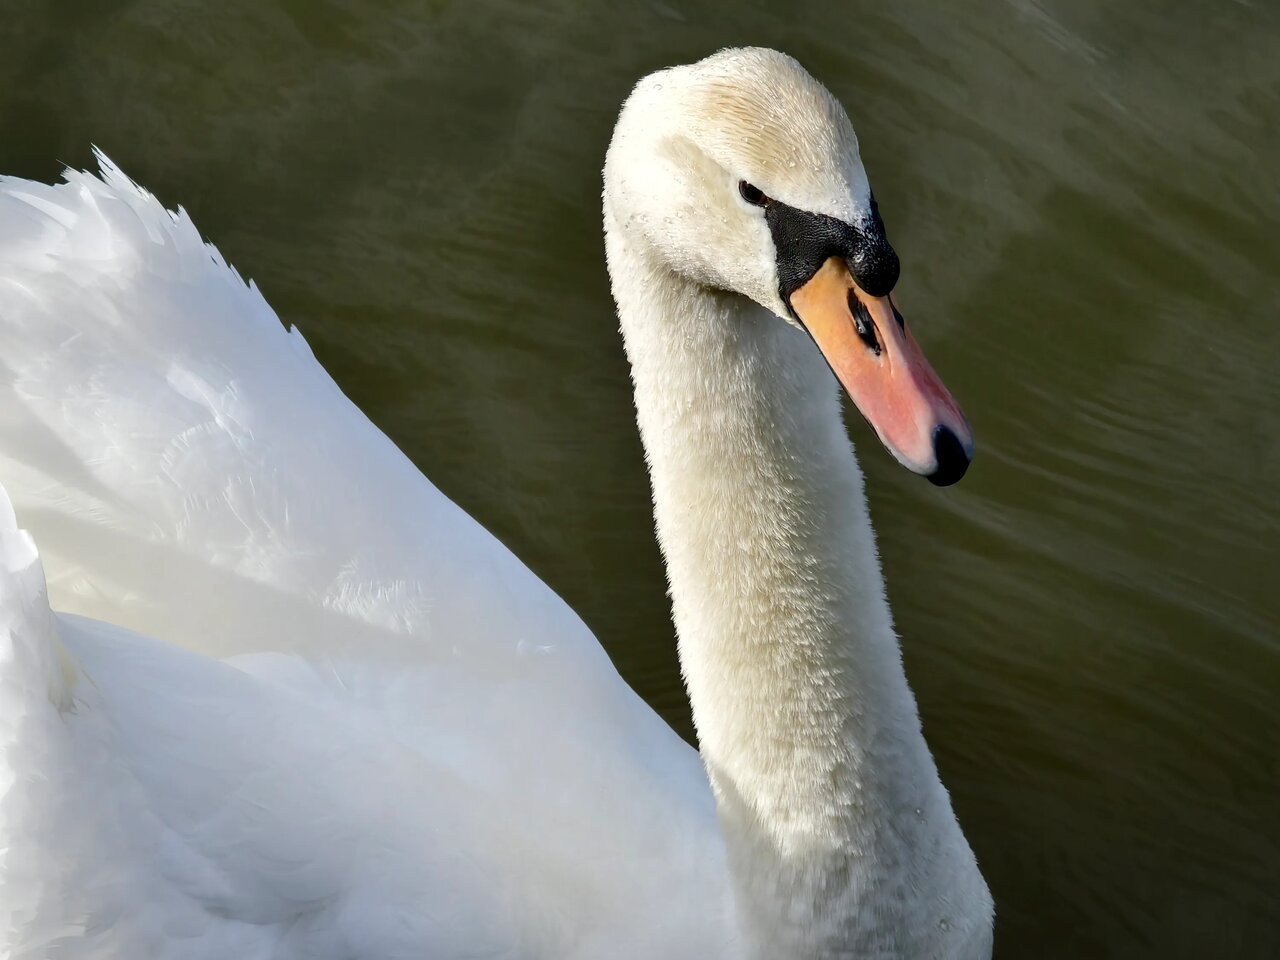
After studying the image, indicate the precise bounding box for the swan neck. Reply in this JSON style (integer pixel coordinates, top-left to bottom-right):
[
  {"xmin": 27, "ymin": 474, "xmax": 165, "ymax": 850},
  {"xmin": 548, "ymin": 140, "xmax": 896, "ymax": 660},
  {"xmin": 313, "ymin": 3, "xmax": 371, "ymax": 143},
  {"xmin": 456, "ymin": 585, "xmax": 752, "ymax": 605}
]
[{"xmin": 605, "ymin": 215, "xmax": 990, "ymax": 957}]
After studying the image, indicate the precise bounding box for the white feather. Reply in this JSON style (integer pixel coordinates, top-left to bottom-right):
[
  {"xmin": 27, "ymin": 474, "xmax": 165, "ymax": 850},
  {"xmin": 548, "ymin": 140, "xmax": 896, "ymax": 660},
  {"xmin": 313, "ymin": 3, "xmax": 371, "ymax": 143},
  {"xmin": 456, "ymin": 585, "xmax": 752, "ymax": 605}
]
[{"xmin": 0, "ymin": 155, "xmax": 725, "ymax": 960}]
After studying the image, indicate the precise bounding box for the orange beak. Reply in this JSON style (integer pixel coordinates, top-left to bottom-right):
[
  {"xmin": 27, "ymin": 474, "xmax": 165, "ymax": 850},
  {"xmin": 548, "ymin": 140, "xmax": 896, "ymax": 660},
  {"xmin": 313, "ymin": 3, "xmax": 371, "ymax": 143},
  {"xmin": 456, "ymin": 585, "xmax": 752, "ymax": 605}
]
[{"xmin": 789, "ymin": 257, "xmax": 973, "ymax": 485}]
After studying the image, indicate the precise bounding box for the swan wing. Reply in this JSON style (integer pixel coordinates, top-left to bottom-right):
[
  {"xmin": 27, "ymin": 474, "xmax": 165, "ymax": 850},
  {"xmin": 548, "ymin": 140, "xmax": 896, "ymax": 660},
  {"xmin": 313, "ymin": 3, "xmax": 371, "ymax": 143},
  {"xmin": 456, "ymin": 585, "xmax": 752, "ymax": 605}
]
[
  {"xmin": 0, "ymin": 152, "xmax": 593, "ymax": 672},
  {"xmin": 0, "ymin": 159, "xmax": 732, "ymax": 957},
  {"xmin": 0, "ymin": 502, "xmax": 725, "ymax": 958}
]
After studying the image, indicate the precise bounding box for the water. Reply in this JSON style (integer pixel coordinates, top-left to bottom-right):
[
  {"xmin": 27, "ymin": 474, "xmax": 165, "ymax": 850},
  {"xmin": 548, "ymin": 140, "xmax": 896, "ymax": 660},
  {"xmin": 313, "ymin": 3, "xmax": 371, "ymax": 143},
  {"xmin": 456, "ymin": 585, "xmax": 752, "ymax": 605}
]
[{"xmin": 2, "ymin": 0, "xmax": 1277, "ymax": 955}]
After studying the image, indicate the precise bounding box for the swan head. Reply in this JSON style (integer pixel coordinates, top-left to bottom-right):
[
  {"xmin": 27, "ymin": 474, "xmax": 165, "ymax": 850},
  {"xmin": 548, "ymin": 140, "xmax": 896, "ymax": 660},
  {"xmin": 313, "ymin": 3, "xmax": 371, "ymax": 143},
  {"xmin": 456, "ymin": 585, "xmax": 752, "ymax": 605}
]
[{"xmin": 605, "ymin": 47, "xmax": 973, "ymax": 485}]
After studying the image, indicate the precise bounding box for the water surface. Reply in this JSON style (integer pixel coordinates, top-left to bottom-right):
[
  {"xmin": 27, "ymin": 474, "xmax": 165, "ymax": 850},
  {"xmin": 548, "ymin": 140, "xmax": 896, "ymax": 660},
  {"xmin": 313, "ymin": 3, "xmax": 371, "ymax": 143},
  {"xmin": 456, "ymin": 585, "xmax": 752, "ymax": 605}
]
[{"xmin": 2, "ymin": 0, "xmax": 1277, "ymax": 955}]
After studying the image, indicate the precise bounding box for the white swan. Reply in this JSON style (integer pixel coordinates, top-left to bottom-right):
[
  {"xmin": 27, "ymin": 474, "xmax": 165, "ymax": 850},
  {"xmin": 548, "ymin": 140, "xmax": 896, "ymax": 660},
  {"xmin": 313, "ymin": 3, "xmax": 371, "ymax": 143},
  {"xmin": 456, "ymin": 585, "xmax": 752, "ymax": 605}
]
[{"xmin": 0, "ymin": 48, "xmax": 992, "ymax": 959}]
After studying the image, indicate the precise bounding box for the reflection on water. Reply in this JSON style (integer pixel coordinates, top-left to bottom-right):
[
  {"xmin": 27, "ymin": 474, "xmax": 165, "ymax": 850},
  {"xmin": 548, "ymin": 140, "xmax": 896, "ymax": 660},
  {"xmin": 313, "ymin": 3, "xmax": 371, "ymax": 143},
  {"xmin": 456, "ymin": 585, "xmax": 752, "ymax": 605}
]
[{"xmin": 2, "ymin": 0, "xmax": 1277, "ymax": 955}]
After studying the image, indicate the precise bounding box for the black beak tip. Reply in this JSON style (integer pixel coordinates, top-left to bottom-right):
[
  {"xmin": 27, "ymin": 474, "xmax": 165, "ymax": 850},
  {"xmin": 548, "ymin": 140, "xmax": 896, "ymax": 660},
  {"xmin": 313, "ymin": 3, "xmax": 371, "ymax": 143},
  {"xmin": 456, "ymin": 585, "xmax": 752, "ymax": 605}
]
[{"xmin": 926, "ymin": 425, "xmax": 971, "ymax": 487}]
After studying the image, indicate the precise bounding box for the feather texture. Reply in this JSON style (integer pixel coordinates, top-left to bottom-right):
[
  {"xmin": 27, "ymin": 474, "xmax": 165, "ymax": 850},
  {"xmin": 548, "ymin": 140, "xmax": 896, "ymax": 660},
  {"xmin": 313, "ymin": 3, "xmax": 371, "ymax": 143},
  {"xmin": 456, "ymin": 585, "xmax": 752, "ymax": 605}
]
[{"xmin": 0, "ymin": 154, "xmax": 725, "ymax": 960}]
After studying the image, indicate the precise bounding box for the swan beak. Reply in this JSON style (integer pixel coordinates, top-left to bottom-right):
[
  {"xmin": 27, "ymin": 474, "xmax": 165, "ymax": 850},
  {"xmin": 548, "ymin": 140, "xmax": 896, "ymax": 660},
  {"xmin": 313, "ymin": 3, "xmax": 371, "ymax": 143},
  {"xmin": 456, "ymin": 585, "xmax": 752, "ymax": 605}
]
[{"xmin": 789, "ymin": 257, "xmax": 974, "ymax": 485}]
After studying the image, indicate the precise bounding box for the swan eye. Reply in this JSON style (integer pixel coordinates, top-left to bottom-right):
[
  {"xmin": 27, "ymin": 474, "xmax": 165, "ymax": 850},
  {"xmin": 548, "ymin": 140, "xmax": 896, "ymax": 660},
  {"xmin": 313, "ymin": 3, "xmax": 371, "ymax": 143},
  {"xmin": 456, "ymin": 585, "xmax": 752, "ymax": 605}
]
[{"xmin": 738, "ymin": 181, "xmax": 768, "ymax": 207}]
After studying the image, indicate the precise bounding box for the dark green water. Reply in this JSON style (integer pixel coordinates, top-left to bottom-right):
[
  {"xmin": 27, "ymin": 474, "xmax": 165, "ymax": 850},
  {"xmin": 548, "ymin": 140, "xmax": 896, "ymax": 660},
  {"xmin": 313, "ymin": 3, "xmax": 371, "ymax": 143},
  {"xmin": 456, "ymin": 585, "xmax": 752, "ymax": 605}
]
[{"xmin": 3, "ymin": 1, "xmax": 1277, "ymax": 956}]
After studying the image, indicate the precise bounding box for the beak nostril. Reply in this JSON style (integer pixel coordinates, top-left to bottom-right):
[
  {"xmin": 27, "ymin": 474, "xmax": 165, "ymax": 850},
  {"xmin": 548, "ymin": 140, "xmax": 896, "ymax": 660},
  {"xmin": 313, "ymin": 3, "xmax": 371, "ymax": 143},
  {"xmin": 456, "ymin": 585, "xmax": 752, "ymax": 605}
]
[
  {"xmin": 846, "ymin": 289, "xmax": 880, "ymax": 355},
  {"xmin": 927, "ymin": 426, "xmax": 970, "ymax": 487}
]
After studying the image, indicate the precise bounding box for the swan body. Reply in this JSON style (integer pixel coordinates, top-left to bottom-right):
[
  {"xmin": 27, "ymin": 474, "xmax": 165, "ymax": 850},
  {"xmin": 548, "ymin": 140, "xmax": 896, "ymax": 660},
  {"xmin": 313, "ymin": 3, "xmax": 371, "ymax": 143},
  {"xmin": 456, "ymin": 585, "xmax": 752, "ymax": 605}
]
[
  {"xmin": 0, "ymin": 155, "xmax": 727, "ymax": 960},
  {"xmin": 0, "ymin": 48, "xmax": 992, "ymax": 959}
]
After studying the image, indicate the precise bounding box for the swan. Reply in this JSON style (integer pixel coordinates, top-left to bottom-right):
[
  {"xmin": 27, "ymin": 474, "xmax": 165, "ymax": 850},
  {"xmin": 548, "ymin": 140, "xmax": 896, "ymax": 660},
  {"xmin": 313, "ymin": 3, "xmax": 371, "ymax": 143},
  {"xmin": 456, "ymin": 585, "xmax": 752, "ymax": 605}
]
[{"xmin": 0, "ymin": 47, "xmax": 993, "ymax": 959}]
